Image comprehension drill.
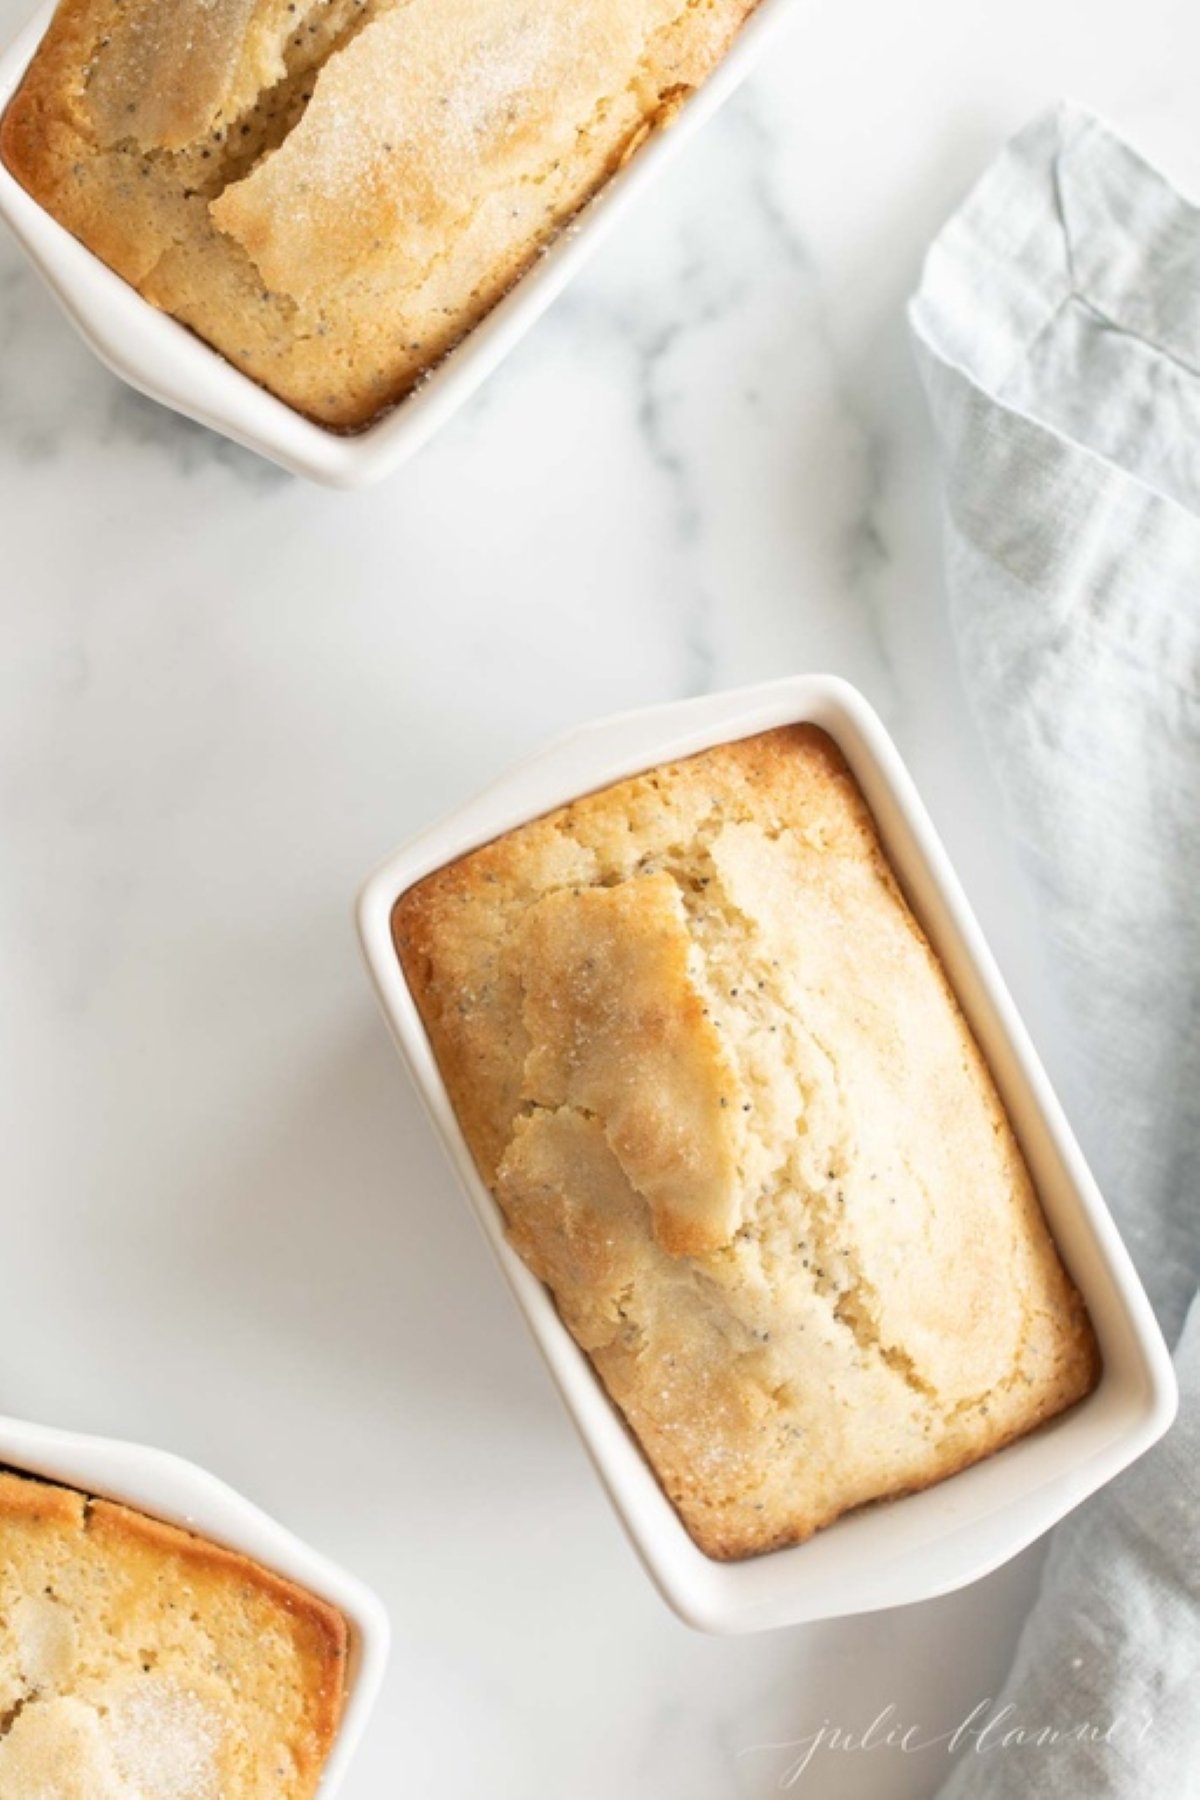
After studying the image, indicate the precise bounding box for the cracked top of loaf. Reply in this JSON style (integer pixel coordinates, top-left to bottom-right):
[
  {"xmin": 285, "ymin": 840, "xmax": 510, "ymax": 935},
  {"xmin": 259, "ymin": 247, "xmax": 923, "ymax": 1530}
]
[
  {"xmin": 1, "ymin": 0, "xmax": 758, "ymax": 427},
  {"xmin": 393, "ymin": 725, "xmax": 1100, "ymax": 1560},
  {"xmin": 0, "ymin": 1469, "xmax": 346, "ymax": 1797}
]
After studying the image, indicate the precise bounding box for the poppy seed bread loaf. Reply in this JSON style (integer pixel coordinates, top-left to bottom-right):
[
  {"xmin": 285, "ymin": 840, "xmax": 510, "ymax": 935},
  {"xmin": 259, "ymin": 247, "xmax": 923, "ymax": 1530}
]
[
  {"xmin": 1, "ymin": 0, "xmax": 760, "ymax": 427},
  {"xmin": 0, "ymin": 1469, "xmax": 347, "ymax": 1797},
  {"xmin": 393, "ymin": 726, "xmax": 1100, "ymax": 1559}
]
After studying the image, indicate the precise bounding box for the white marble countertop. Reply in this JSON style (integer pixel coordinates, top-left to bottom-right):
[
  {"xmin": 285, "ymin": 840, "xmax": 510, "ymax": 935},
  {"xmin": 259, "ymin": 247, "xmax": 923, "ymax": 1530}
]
[{"xmin": 2, "ymin": 2, "xmax": 1196, "ymax": 1794}]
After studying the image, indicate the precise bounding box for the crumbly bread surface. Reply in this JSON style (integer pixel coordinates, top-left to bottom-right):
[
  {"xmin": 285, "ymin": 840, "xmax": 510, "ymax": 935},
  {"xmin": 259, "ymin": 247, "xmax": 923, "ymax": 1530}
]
[
  {"xmin": 0, "ymin": 1469, "xmax": 347, "ymax": 1797},
  {"xmin": 394, "ymin": 726, "xmax": 1100, "ymax": 1560},
  {"xmin": 1, "ymin": 0, "xmax": 758, "ymax": 427}
]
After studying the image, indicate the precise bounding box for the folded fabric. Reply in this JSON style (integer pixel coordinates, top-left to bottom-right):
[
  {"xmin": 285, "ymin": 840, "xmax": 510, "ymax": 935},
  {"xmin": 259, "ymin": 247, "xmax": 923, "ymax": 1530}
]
[{"xmin": 910, "ymin": 104, "xmax": 1200, "ymax": 1798}]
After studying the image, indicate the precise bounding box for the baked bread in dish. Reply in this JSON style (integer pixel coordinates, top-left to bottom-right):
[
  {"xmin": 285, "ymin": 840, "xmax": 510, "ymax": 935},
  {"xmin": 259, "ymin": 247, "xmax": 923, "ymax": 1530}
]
[
  {"xmin": 0, "ymin": 1468, "xmax": 347, "ymax": 1797},
  {"xmin": 393, "ymin": 725, "xmax": 1100, "ymax": 1560},
  {"xmin": 1, "ymin": 0, "xmax": 759, "ymax": 428}
]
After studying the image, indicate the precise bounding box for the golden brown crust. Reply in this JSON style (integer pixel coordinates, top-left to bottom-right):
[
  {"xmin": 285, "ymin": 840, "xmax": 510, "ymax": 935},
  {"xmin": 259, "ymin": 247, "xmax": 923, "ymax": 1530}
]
[
  {"xmin": 0, "ymin": 1468, "xmax": 86, "ymax": 1529},
  {"xmin": 2, "ymin": 0, "xmax": 761, "ymax": 428},
  {"xmin": 394, "ymin": 726, "xmax": 1101, "ymax": 1560},
  {"xmin": 0, "ymin": 1468, "xmax": 347, "ymax": 1796}
]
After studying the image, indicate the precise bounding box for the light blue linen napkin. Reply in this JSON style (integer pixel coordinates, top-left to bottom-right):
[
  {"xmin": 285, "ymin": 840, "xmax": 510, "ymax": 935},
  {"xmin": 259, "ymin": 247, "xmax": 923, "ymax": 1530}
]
[{"xmin": 909, "ymin": 104, "xmax": 1200, "ymax": 1798}]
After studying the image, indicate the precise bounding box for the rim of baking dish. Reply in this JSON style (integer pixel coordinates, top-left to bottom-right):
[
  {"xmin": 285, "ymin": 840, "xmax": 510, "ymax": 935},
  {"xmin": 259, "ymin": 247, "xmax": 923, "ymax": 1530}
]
[
  {"xmin": 0, "ymin": 0, "xmax": 804, "ymax": 488},
  {"xmin": 356, "ymin": 673, "xmax": 1177, "ymax": 1634},
  {"xmin": 0, "ymin": 1411, "xmax": 390, "ymax": 1793}
]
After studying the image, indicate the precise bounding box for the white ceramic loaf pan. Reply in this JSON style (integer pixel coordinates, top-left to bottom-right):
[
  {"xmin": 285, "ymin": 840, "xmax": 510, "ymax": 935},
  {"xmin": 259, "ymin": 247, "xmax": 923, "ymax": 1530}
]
[
  {"xmin": 0, "ymin": 0, "xmax": 801, "ymax": 488},
  {"xmin": 357, "ymin": 674, "xmax": 1177, "ymax": 1634},
  {"xmin": 0, "ymin": 1409, "xmax": 390, "ymax": 1793}
]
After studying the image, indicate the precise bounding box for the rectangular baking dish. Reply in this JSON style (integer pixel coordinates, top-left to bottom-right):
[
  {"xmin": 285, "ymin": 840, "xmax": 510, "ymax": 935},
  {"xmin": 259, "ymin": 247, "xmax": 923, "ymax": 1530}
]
[
  {"xmin": 357, "ymin": 673, "xmax": 1177, "ymax": 1634},
  {"xmin": 0, "ymin": 1409, "xmax": 389, "ymax": 1793},
  {"xmin": 0, "ymin": 0, "xmax": 802, "ymax": 488}
]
